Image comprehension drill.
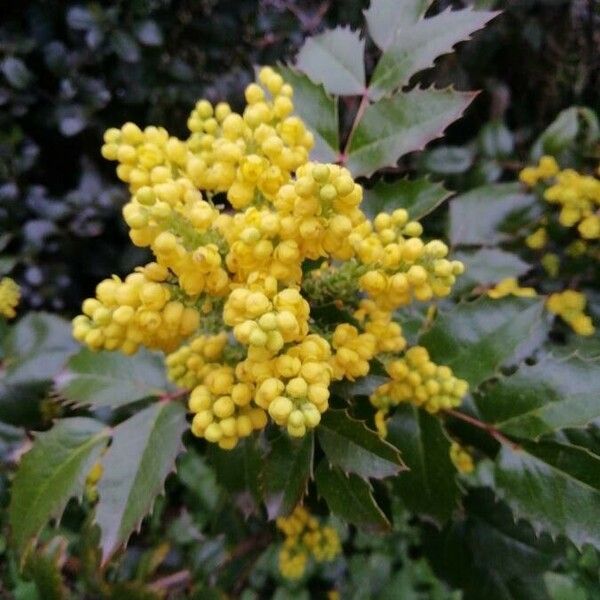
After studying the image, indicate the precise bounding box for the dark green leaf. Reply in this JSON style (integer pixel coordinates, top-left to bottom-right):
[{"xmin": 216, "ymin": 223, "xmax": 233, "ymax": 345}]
[
  {"xmin": 111, "ymin": 31, "xmax": 140, "ymax": 63},
  {"xmin": 347, "ymin": 88, "xmax": 477, "ymax": 178},
  {"xmin": 1, "ymin": 57, "xmax": 33, "ymax": 89},
  {"xmin": 317, "ymin": 409, "xmax": 404, "ymax": 480},
  {"xmin": 315, "ymin": 461, "xmax": 389, "ymax": 528},
  {"xmin": 24, "ymin": 537, "xmax": 70, "ymax": 600},
  {"xmin": 95, "ymin": 402, "xmax": 186, "ymax": 562},
  {"xmin": 421, "ymin": 145, "xmax": 474, "ymax": 175},
  {"xmin": 277, "ymin": 66, "xmax": 339, "ymax": 163},
  {"xmin": 387, "ymin": 406, "xmax": 459, "ymax": 522},
  {"xmin": 544, "ymin": 573, "xmax": 587, "ymax": 600},
  {"xmin": 134, "ymin": 21, "xmax": 163, "ymax": 47},
  {"xmin": 10, "ymin": 418, "xmax": 109, "ymax": 555},
  {"xmin": 421, "ymin": 296, "xmax": 547, "ymax": 387},
  {"xmin": 363, "ymin": 177, "xmax": 451, "ymax": 220},
  {"xmin": 477, "ymin": 354, "xmax": 600, "ymax": 439},
  {"xmin": 264, "ymin": 433, "xmax": 313, "ymax": 519},
  {"xmin": 495, "ymin": 440, "xmax": 600, "ymax": 550},
  {"xmin": 364, "ymin": 0, "xmax": 434, "ymax": 51},
  {"xmin": 296, "ymin": 27, "xmax": 365, "ymax": 96},
  {"xmin": 478, "ymin": 121, "xmax": 515, "ymax": 159},
  {"xmin": 58, "ymin": 348, "xmax": 170, "ymax": 408},
  {"xmin": 369, "ymin": 8, "xmax": 497, "ymax": 99}
]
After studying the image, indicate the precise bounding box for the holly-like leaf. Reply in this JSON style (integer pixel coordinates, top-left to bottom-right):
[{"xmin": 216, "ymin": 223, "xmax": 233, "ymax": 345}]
[
  {"xmin": 57, "ymin": 348, "xmax": 170, "ymax": 408},
  {"xmin": 315, "ymin": 461, "xmax": 389, "ymax": 528},
  {"xmin": 364, "ymin": 0, "xmax": 434, "ymax": 51},
  {"xmin": 363, "ymin": 177, "xmax": 451, "ymax": 221},
  {"xmin": 448, "ymin": 183, "xmax": 536, "ymax": 247},
  {"xmin": 495, "ymin": 440, "xmax": 600, "ymax": 551},
  {"xmin": 317, "ymin": 410, "xmax": 404, "ymax": 480},
  {"xmin": 3, "ymin": 313, "xmax": 78, "ymax": 384},
  {"xmin": 421, "ymin": 296, "xmax": 548, "ymax": 388},
  {"xmin": 370, "ymin": 8, "xmax": 498, "ymax": 100},
  {"xmin": 476, "ymin": 354, "xmax": 600, "ymax": 439},
  {"xmin": 387, "ymin": 406, "xmax": 459, "ymax": 523},
  {"xmin": 95, "ymin": 402, "xmax": 186, "ymax": 563},
  {"xmin": 264, "ymin": 433, "xmax": 313, "ymax": 519},
  {"xmin": 276, "ymin": 67, "xmax": 339, "ymax": 162},
  {"xmin": 296, "ymin": 26, "xmax": 365, "ymax": 96},
  {"xmin": 10, "ymin": 418, "xmax": 110, "ymax": 556},
  {"xmin": 346, "ymin": 88, "xmax": 477, "ymax": 178}
]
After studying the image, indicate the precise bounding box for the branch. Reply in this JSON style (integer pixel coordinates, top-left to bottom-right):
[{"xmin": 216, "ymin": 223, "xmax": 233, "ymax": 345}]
[{"xmin": 444, "ymin": 408, "xmax": 520, "ymax": 449}]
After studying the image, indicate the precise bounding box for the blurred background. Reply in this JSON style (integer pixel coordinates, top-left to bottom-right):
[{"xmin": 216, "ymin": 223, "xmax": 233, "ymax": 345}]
[{"xmin": 1, "ymin": 0, "xmax": 598, "ymax": 312}]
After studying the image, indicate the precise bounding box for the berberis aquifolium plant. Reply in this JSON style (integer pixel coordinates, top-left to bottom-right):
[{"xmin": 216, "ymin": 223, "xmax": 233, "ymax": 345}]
[{"xmin": 3, "ymin": 1, "xmax": 600, "ymax": 598}]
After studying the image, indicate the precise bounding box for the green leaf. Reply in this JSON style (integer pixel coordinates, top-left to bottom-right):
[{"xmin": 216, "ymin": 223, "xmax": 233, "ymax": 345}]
[
  {"xmin": 364, "ymin": 0, "xmax": 434, "ymax": 51},
  {"xmin": 277, "ymin": 67, "xmax": 339, "ymax": 162},
  {"xmin": 95, "ymin": 402, "xmax": 186, "ymax": 562},
  {"xmin": 544, "ymin": 573, "xmax": 587, "ymax": 600},
  {"xmin": 264, "ymin": 433, "xmax": 313, "ymax": 519},
  {"xmin": 24, "ymin": 537, "xmax": 70, "ymax": 600},
  {"xmin": 387, "ymin": 406, "xmax": 459, "ymax": 522},
  {"xmin": 369, "ymin": 8, "xmax": 497, "ymax": 99},
  {"xmin": 448, "ymin": 183, "xmax": 536, "ymax": 246},
  {"xmin": 3, "ymin": 313, "xmax": 78, "ymax": 384},
  {"xmin": 421, "ymin": 145, "xmax": 474, "ymax": 175},
  {"xmin": 420, "ymin": 296, "xmax": 548, "ymax": 387},
  {"xmin": 296, "ymin": 26, "xmax": 365, "ymax": 96},
  {"xmin": 453, "ymin": 248, "xmax": 531, "ymax": 293},
  {"xmin": 10, "ymin": 418, "xmax": 109, "ymax": 556},
  {"xmin": 347, "ymin": 88, "xmax": 477, "ymax": 178},
  {"xmin": 57, "ymin": 348, "xmax": 170, "ymax": 408},
  {"xmin": 363, "ymin": 177, "xmax": 451, "ymax": 220},
  {"xmin": 476, "ymin": 354, "xmax": 600, "ymax": 439},
  {"xmin": 315, "ymin": 461, "xmax": 389, "ymax": 528},
  {"xmin": 317, "ymin": 410, "xmax": 404, "ymax": 480},
  {"xmin": 495, "ymin": 440, "xmax": 600, "ymax": 550}
]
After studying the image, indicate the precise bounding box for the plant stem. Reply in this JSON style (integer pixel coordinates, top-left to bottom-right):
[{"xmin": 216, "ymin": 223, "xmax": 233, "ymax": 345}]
[
  {"xmin": 444, "ymin": 408, "xmax": 520, "ymax": 449},
  {"xmin": 340, "ymin": 90, "xmax": 370, "ymax": 164}
]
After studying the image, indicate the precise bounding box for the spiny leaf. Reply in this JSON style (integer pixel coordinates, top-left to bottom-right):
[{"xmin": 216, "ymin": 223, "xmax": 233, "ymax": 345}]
[
  {"xmin": 95, "ymin": 402, "xmax": 186, "ymax": 563},
  {"xmin": 276, "ymin": 66, "xmax": 339, "ymax": 162},
  {"xmin": 364, "ymin": 0, "xmax": 434, "ymax": 51},
  {"xmin": 57, "ymin": 348, "xmax": 170, "ymax": 408},
  {"xmin": 495, "ymin": 440, "xmax": 600, "ymax": 551},
  {"xmin": 420, "ymin": 296, "xmax": 548, "ymax": 388},
  {"xmin": 10, "ymin": 418, "xmax": 110, "ymax": 556},
  {"xmin": 264, "ymin": 433, "xmax": 313, "ymax": 519},
  {"xmin": 315, "ymin": 461, "xmax": 389, "ymax": 528},
  {"xmin": 317, "ymin": 409, "xmax": 404, "ymax": 480},
  {"xmin": 363, "ymin": 177, "xmax": 451, "ymax": 220},
  {"xmin": 387, "ymin": 406, "xmax": 459, "ymax": 523},
  {"xmin": 296, "ymin": 26, "xmax": 365, "ymax": 96},
  {"xmin": 369, "ymin": 8, "xmax": 498, "ymax": 100},
  {"xmin": 476, "ymin": 353, "xmax": 600, "ymax": 439},
  {"xmin": 346, "ymin": 87, "xmax": 477, "ymax": 178}
]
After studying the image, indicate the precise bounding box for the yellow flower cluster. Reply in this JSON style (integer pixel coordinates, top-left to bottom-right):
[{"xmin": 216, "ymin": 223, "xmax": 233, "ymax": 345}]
[
  {"xmin": 84, "ymin": 461, "xmax": 104, "ymax": 503},
  {"xmin": 520, "ymin": 155, "xmax": 600, "ymax": 241},
  {"xmin": 0, "ymin": 277, "xmax": 20, "ymax": 319},
  {"xmin": 547, "ymin": 290, "xmax": 595, "ymax": 336},
  {"xmin": 450, "ymin": 442, "xmax": 474, "ymax": 474},
  {"xmin": 277, "ymin": 506, "xmax": 341, "ymax": 580},
  {"xmin": 75, "ymin": 67, "xmax": 465, "ymax": 448},
  {"xmin": 487, "ymin": 278, "xmax": 536, "ymax": 299},
  {"xmin": 371, "ymin": 346, "xmax": 468, "ymax": 436}
]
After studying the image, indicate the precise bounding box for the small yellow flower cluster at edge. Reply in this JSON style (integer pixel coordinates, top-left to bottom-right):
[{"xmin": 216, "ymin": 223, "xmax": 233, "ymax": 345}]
[
  {"xmin": 276, "ymin": 506, "xmax": 341, "ymax": 580},
  {"xmin": 450, "ymin": 441, "xmax": 474, "ymax": 474},
  {"xmin": 547, "ymin": 290, "xmax": 595, "ymax": 336},
  {"xmin": 487, "ymin": 277, "xmax": 536, "ymax": 299},
  {"xmin": 73, "ymin": 67, "xmax": 468, "ymax": 449},
  {"xmin": 0, "ymin": 277, "xmax": 20, "ymax": 319}
]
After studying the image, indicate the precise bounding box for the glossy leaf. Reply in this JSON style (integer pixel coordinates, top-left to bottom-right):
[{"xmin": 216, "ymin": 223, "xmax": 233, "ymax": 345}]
[
  {"xmin": 370, "ymin": 8, "xmax": 497, "ymax": 99},
  {"xmin": 276, "ymin": 67, "xmax": 339, "ymax": 162},
  {"xmin": 364, "ymin": 0, "xmax": 434, "ymax": 51},
  {"xmin": 95, "ymin": 402, "xmax": 186, "ymax": 562},
  {"xmin": 347, "ymin": 88, "xmax": 476, "ymax": 178},
  {"xmin": 387, "ymin": 406, "xmax": 459, "ymax": 522},
  {"xmin": 10, "ymin": 418, "xmax": 109, "ymax": 555},
  {"xmin": 363, "ymin": 177, "xmax": 451, "ymax": 220},
  {"xmin": 58, "ymin": 348, "xmax": 170, "ymax": 408},
  {"xmin": 495, "ymin": 440, "xmax": 600, "ymax": 550},
  {"xmin": 421, "ymin": 296, "xmax": 547, "ymax": 387},
  {"xmin": 315, "ymin": 462, "xmax": 389, "ymax": 528},
  {"xmin": 264, "ymin": 433, "xmax": 313, "ymax": 519},
  {"xmin": 317, "ymin": 410, "xmax": 404, "ymax": 480},
  {"xmin": 296, "ymin": 27, "xmax": 365, "ymax": 96},
  {"xmin": 477, "ymin": 354, "xmax": 600, "ymax": 439}
]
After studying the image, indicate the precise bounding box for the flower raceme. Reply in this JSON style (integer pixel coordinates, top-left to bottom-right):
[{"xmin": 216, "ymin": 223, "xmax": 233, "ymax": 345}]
[
  {"xmin": 0, "ymin": 277, "xmax": 20, "ymax": 319},
  {"xmin": 73, "ymin": 67, "xmax": 468, "ymax": 448}
]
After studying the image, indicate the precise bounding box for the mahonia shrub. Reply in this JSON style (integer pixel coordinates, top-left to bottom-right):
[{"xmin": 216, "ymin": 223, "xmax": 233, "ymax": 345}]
[{"xmin": 5, "ymin": 3, "xmax": 600, "ymax": 599}]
